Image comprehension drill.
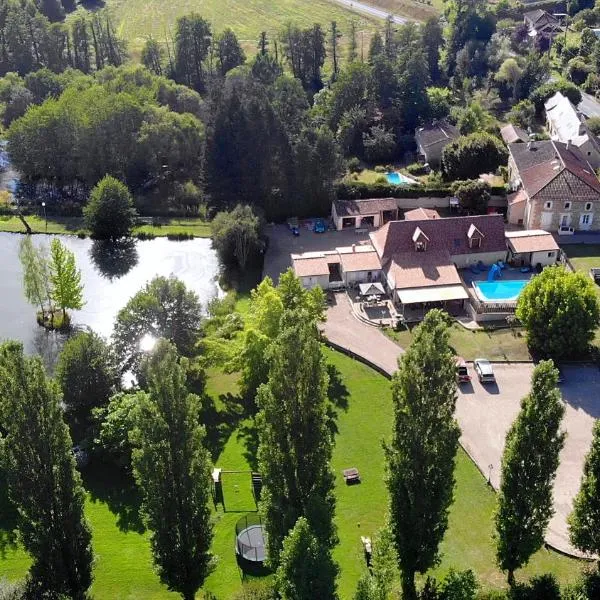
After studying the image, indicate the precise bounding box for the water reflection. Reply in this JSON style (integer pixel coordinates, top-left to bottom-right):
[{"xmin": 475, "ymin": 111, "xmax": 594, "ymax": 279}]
[
  {"xmin": 0, "ymin": 233, "xmax": 220, "ymax": 365},
  {"xmin": 90, "ymin": 239, "xmax": 139, "ymax": 281}
]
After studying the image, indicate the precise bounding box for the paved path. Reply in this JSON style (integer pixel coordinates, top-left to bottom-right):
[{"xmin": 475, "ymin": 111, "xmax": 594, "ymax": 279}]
[
  {"xmin": 579, "ymin": 92, "xmax": 600, "ymax": 119},
  {"xmin": 328, "ymin": 0, "xmax": 409, "ymax": 23},
  {"xmin": 322, "ymin": 302, "xmax": 596, "ymax": 559},
  {"xmin": 323, "ymin": 292, "xmax": 403, "ymax": 374}
]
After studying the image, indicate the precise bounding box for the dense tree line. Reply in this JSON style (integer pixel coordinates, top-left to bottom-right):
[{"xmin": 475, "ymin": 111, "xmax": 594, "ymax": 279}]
[{"xmin": 0, "ymin": 0, "xmax": 125, "ymax": 77}]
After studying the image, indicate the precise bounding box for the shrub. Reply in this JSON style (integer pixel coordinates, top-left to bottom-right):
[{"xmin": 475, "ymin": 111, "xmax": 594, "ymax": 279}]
[
  {"xmin": 374, "ymin": 165, "xmax": 386, "ymax": 173},
  {"xmin": 407, "ymin": 163, "xmax": 429, "ymax": 176},
  {"xmin": 451, "ymin": 179, "xmax": 491, "ymax": 214},
  {"xmin": 587, "ymin": 116, "xmax": 600, "ymax": 135},
  {"xmin": 509, "ymin": 574, "xmax": 561, "ymax": 600},
  {"xmin": 347, "ymin": 157, "xmax": 361, "ymax": 173},
  {"xmin": 166, "ymin": 232, "xmax": 194, "ymax": 241},
  {"xmin": 442, "ymin": 132, "xmax": 508, "ymax": 181},
  {"xmin": 530, "ymin": 81, "xmax": 582, "ymax": 114},
  {"xmin": 84, "ymin": 176, "xmax": 137, "ymax": 240}
]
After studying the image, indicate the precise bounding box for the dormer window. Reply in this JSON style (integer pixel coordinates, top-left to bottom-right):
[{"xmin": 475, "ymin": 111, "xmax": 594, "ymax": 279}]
[
  {"xmin": 564, "ymin": 202, "xmax": 571, "ymax": 210},
  {"xmin": 586, "ymin": 202, "xmax": 593, "ymax": 211},
  {"xmin": 412, "ymin": 227, "xmax": 429, "ymax": 252},
  {"xmin": 467, "ymin": 223, "xmax": 484, "ymax": 249}
]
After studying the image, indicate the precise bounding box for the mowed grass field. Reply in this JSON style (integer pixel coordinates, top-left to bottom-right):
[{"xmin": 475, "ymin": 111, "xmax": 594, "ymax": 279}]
[
  {"xmin": 95, "ymin": 0, "xmax": 378, "ymax": 57},
  {"xmin": 0, "ymin": 349, "xmax": 584, "ymax": 598}
]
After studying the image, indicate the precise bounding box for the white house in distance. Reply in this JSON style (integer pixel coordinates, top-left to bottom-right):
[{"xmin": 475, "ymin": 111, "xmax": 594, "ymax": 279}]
[{"xmin": 545, "ymin": 91, "xmax": 600, "ymax": 169}]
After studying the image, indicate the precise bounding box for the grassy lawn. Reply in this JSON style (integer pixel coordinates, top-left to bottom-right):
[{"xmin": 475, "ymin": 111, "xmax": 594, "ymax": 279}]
[
  {"xmin": 89, "ymin": 0, "xmax": 378, "ymax": 58},
  {"xmin": 387, "ymin": 322, "xmax": 532, "ymax": 361},
  {"xmin": 0, "ymin": 215, "xmax": 211, "ymax": 238},
  {"xmin": 0, "ymin": 349, "xmax": 583, "ymax": 598}
]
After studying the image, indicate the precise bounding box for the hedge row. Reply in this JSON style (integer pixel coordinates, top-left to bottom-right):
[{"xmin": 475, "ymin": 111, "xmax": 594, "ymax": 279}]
[{"xmin": 335, "ymin": 181, "xmax": 506, "ymax": 200}]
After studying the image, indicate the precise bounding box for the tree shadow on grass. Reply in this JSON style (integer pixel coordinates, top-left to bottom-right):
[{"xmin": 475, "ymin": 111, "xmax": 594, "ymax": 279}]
[
  {"xmin": 326, "ymin": 362, "xmax": 350, "ymax": 437},
  {"xmin": 201, "ymin": 392, "xmax": 247, "ymax": 462},
  {"xmin": 82, "ymin": 462, "xmax": 145, "ymax": 534},
  {"xmin": 237, "ymin": 419, "xmax": 259, "ymax": 472}
]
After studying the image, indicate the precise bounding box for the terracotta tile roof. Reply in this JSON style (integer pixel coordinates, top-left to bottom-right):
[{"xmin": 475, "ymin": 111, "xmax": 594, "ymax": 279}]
[
  {"xmin": 293, "ymin": 255, "xmax": 338, "ymax": 277},
  {"xmin": 404, "ymin": 207, "xmax": 441, "ymax": 220},
  {"xmin": 501, "ymin": 124, "xmax": 529, "ymax": 144},
  {"xmin": 339, "ymin": 251, "xmax": 382, "ymax": 272},
  {"xmin": 384, "ymin": 250, "xmax": 462, "ymax": 290},
  {"xmin": 370, "ymin": 214, "xmax": 506, "ymax": 262},
  {"xmin": 334, "ymin": 198, "xmax": 399, "ymax": 217},
  {"xmin": 508, "ymin": 190, "xmax": 528, "ymax": 205},
  {"xmin": 506, "ymin": 231, "xmax": 559, "ymax": 253},
  {"xmin": 510, "ymin": 140, "xmax": 600, "ymax": 201}
]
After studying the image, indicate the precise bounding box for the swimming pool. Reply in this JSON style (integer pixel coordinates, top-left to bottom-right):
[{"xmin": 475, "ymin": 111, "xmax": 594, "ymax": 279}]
[
  {"xmin": 386, "ymin": 172, "xmax": 416, "ymax": 186},
  {"xmin": 473, "ymin": 280, "xmax": 529, "ymax": 302}
]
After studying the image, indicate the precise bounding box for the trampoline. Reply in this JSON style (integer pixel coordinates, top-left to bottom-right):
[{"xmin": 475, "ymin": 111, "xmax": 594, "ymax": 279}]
[{"xmin": 235, "ymin": 514, "xmax": 267, "ymax": 565}]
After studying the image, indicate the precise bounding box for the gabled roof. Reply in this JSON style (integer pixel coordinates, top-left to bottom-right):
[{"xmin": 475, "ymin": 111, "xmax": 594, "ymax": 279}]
[
  {"xmin": 415, "ymin": 121, "xmax": 459, "ymax": 149},
  {"xmin": 384, "ymin": 250, "xmax": 462, "ymax": 290},
  {"xmin": 500, "ymin": 123, "xmax": 529, "ymax": 145},
  {"xmin": 467, "ymin": 223, "xmax": 484, "ymax": 238},
  {"xmin": 404, "ymin": 207, "xmax": 440, "ymax": 220},
  {"xmin": 338, "ymin": 250, "xmax": 382, "ymax": 272},
  {"xmin": 509, "ymin": 140, "xmax": 600, "ymax": 201},
  {"xmin": 370, "ymin": 214, "xmax": 506, "ymax": 262},
  {"xmin": 412, "ymin": 227, "xmax": 429, "ymax": 242},
  {"xmin": 524, "ymin": 9, "xmax": 559, "ymax": 27},
  {"xmin": 334, "ymin": 198, "xmax": 399, "ymax": 217},
  {"xmin": 545, "ymin": 92, "xmax": 588, "ymax": 143},
  {"xmin": 506, "ymin": 230, "xmax": 559, "ymax": 253}
]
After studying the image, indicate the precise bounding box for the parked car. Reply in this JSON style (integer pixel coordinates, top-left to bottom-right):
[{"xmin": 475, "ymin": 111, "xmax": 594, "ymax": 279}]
[
  {"xmin": 455, "ymin": 357, "xmax": 471, "ymax": 384},
  {"xmin": 314, "ymin": 219, "xmax": 326, "ymax": 233},
  {"xmin": 474, "ymin": 358, "xmax": 495, "ymax": 383}
]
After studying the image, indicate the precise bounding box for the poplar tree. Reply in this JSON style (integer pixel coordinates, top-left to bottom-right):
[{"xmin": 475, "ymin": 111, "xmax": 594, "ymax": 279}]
[
  {"xmin": 275, "ymin": 517, "xmax": 338, "ymax": 600},
  {"xmin": 384, "ymin": 309, "xmax": 460, "ymax": 600},
  {"xmin": 257, "ymin": 310, "xmax": 335, "ymax": 566},
  {"xmin": 569, "ymin": 420, "xmax": 600, "ymax": 556},
  {"xmin": 50, "ymin": 237, "xmax": 84, "ymax": 320},
  {"xmin": 131, "ymin": 340, "xmax": 213, "ymax": 600},
  {"xmin": 0, "ymin": 342, "xmax": 93, "ymax": 598},
  {"xmin": 495, "ymin": 360, "xmax": 565, "ymax": 585}
]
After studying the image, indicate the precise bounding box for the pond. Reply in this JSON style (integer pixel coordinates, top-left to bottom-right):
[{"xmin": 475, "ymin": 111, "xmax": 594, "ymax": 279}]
[{"xmin": 0, "ymin": 233, "xmax": 221, "ymax": 366}]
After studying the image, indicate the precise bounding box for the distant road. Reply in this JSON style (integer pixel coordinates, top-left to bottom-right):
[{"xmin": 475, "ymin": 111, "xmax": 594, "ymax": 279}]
[
  {"xmin": 328, "ymin": 0, "xmax": 409, "ymax": 23},
  {"xmin": 579, "ymin": 92, "xmax": 600, "ymax": 120}
]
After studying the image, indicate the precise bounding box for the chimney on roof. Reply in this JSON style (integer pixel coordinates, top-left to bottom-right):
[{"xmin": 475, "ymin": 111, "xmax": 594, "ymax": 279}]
[
  {"xmin": 352, "ymin": 244, "xmax": 356, "ymax": 253},
  {"xmin": 527, "ymin": 140, "xmax": 532, "ymax": 151},
  {"xmin": 567, "ymin": 139, "xmax": 572, "ymax": 150}
]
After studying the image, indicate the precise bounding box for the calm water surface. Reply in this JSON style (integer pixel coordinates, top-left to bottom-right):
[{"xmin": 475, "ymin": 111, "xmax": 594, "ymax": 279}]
[{"xmin": 0, "ymin": 233, "xmax": 220, "ymax": 365}]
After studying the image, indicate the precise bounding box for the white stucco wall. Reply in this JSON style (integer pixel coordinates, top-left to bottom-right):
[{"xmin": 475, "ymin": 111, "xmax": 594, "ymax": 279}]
[
  {"xmin": 451, "ymin": 250, "xmax": 508, "ymax": 268},
  {"xmin": 300, "ymin": 275, "xmax": 330, "ymax": 290},
  {"xmin": 531, "ymin": 249, "xmax": 558, "ymax": 267}
]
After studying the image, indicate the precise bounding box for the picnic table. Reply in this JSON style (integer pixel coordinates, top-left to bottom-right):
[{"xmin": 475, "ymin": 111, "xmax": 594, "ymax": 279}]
[{"xmin": 343, "ymin": 467, "xmax": 360, "ymax": 484}]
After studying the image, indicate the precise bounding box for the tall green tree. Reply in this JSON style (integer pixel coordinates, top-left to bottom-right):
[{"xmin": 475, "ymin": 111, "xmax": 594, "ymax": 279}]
[
  {"xmin": 384, "ymin": 310, "xmax": 460, "ymax": 600},
  {"xmin": 0, "ymin": 342, "xmax": 93, "ymax": 598},
  {"xmin": 131, "ymin": 341, "xmax": 213, "ymax": 600},
  {"xmin": 84, "ymin": 175, "xmax": 137, "ymax": 240},
  {"xmin": 214, "ymin": 28, "xmax": 246, "ymax": 76},
  {"xmin": 55, "ymin": 330, "xmax": 119, "ymax": 442},
  {"xmin": 516, "ymin": 266, "xmax": 600, "ymax": 360},
  {"xmin": 18, "ymin": 235, "xmax": 51, "ymax": 318},
  {"xmin": 569, "ymin": 420, "xmax": 600, "ymax": 556},
  {"xmin": 141, "ymin": 37, "xmax": 164, "ymax": 76},
  {"xmin": 113, "ymin": 276, "xmax": 202, "ymax": 372},
  {"xmin": 495, "ymin": 360, "xmax": 565, "ymax": 585},
  {"xmin": 257, "ymin": 310, "xmax": 335, "ymax": 565},
  {"xmin": 50, "ymin": 237, "xmax": 84, "ymax": 320},
  {"xmin": 210, "ymin": 204, "xmax": 263, "ymax": 270},
  {"xmin": 275, "ymin": 517, "xmax": 338, "ymax": 600},
  {"xmin": 422, "ymin": 17, "xmax": 443, "ymax": 83},
  {"xmin": 174, "ymin": 13, "xmax": 212, "ymax": 92}
]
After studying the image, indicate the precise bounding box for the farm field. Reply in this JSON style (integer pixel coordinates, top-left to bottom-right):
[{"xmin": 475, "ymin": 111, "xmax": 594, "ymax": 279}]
[{"xmin": 90, "ymin": 0, "xmax": 379, "ymax": 57}]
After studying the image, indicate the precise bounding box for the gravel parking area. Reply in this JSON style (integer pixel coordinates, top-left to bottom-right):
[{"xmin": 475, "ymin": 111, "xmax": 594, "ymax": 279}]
[
  {"xmin": 262, "ymin": 223, "xmax": 372, "ymax": 282},
  {"xmin": 456, "ymin": 362, "xmax": 599, "ymax": 558}
]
